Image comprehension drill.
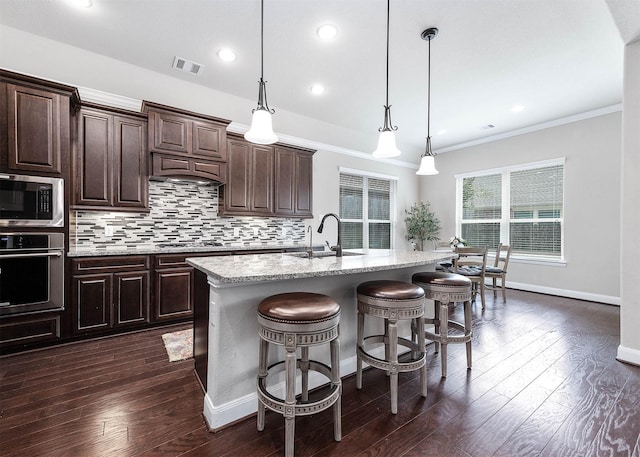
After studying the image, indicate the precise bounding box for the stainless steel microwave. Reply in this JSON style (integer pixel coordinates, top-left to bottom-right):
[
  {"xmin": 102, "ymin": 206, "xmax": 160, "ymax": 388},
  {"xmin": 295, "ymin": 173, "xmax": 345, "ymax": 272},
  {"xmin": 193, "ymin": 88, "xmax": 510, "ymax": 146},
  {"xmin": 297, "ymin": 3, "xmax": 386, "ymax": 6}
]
[{"xmin": 0, "ymin": 174, "xmax": 64, "ymax": 227}]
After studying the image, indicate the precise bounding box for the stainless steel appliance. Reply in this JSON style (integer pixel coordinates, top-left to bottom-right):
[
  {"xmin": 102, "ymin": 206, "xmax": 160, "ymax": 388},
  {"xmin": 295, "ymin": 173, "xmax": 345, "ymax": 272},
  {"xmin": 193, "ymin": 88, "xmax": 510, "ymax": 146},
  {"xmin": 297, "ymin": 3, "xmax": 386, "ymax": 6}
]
[
  {"xmin": 0, "ymin": 174, "xmax": 64, "ymax": 227},
  {"xmin": 0, "ymin": 233, "xmax": 64, "ymax": 315}
]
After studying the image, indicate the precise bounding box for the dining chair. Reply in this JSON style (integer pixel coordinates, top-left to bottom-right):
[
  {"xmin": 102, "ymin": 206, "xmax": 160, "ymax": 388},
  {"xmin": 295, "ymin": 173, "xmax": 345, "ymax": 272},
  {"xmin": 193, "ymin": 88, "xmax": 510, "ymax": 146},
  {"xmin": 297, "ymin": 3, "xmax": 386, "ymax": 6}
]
[
  {"xmin": 453, "ymin": 246, "xmax": 488, "ymax": 309},
  {"xmin": 485, "ymin": 243, "xmax": 512, "ymax": 302}
]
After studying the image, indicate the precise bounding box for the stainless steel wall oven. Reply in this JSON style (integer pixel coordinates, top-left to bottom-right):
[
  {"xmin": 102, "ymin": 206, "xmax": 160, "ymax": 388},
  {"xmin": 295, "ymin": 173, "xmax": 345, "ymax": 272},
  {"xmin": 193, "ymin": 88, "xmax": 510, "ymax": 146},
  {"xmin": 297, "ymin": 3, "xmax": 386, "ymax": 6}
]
[
  {"xmin": 0, "ymin": 174, "xmax": 64, "ymax": 227},
  {"xmin": 0, "ymin": 233, "xmax": 64, "ymax": 316}
]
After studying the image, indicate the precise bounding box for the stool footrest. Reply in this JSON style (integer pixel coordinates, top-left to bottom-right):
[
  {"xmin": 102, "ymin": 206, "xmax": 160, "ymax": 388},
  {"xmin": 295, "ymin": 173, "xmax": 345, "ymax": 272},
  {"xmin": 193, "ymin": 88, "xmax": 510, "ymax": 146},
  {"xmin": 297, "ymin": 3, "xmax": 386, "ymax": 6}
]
[
  {"xmin": 258, "ymin": 357, "xmax": 341, "ymax": 417},
  {"xmin": 423, "ymin": 319, "xmax": 472, "ymax": 344},
  {"xmin": 358, "ymin": 336, "xmax": 426, "ymax": 373}
]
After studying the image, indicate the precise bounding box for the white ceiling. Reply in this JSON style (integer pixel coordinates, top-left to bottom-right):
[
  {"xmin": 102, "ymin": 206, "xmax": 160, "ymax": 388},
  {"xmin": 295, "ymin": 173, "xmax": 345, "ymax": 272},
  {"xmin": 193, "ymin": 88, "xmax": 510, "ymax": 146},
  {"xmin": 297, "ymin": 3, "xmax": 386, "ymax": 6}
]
[{"xmin": 0, "ymin": 0, "xmax": 633, "ymax": 155}]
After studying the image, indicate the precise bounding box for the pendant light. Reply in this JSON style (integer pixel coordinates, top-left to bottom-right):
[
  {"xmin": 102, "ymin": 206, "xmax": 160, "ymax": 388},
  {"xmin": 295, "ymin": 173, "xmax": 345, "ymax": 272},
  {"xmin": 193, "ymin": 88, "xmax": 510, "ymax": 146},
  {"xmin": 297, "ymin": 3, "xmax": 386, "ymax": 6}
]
[
  {"xmin": 372, "ymin": 0, "xmax": 401, "ymax": 158},
  {"xmin": 416, "ymin": 27, "xmax": 439, "ymax": 175},
  {"xmin": 245, "ymin": 0, "xmax": 278, "ymax": 145}
]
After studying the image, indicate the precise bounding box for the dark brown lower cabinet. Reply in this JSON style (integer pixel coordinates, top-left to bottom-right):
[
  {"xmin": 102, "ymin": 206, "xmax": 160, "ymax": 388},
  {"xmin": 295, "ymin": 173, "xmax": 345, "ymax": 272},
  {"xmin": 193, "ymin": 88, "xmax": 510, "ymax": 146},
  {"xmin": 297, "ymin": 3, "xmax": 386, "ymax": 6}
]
[
  {"xmin": 71, "ymin": 256, "xmax": 150, "ymax": 335},
  {"xmin": 155, "ymin": 265, "xmax": 193, "ymax": 321},
  {"xmin": 154, "ymin": 252, "xmax": 231, "ymax": 322}
]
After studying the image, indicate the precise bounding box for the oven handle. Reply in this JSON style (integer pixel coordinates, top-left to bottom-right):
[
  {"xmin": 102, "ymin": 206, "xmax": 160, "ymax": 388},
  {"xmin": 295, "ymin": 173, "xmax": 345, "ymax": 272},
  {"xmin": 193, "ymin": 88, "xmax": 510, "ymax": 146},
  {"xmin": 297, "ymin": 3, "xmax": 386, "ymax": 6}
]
[{"xmin": 0, "ymin": 251, "xmax": 63, "ymax": 259}]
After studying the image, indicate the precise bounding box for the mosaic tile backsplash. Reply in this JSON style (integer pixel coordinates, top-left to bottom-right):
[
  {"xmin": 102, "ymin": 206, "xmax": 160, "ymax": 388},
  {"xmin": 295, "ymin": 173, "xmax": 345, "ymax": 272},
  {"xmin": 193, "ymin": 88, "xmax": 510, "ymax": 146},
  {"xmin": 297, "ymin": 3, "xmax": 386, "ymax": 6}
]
[{"xmin": 70, "ymin": 180, "xmax": 306, "ymax": 250}]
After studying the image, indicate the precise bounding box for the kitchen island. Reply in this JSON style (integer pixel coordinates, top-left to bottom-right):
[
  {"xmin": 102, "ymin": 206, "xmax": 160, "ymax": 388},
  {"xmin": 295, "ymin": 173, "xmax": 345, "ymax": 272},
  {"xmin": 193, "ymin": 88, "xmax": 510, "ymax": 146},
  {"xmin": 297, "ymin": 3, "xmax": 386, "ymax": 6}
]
[{"xmin": 187, "ymin": 249, "xmax": 453, "ymax": 431}]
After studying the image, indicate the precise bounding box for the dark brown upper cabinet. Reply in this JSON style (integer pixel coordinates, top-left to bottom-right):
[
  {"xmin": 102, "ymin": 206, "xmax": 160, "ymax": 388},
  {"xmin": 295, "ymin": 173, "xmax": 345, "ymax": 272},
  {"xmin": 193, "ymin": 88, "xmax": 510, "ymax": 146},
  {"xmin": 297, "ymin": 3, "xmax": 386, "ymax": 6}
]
[
  {"xmin": 73, "ymin": 103, "xmax": 149, "ymax": 211},
  {"xmin": 274, "ymin": 146, "xmax": 313, "ymax": 217},
  {"xmin": 223, "ymin": 136, "xmax": 273, "ymax": 215},
  {"xmin": 0, "ymin": 70, "xmax": 79, "ymax": 177},
  {"xmin": 142, "ymin": 101, "xmax": 230, "ymax": 183},
  {"xmin": 220, "ymin": 134, "xmax": 314, "ymax": 218}
]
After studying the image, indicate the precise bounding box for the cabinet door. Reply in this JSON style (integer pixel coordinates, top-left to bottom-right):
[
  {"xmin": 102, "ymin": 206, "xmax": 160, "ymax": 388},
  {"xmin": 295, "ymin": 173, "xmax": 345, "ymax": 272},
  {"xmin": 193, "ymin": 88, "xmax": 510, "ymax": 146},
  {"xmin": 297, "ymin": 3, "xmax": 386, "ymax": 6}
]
[
  {"xmin": 75, "ymin": 109, "xmax": 112, "ymax": 206},
  {"xmin": 295, "ymin": 152, "xmax": 313, "ymax": 216},
  {"xmin": 7, "ymin": 84, "xmax": 62, "ymax": 174},
  {"xmin": 251, "ymin": 145, "xmax": 273, "ymax": 213},
  {"xmin": 155, "ymin": 267, "xmax": 193, "ymax": 321},
  {"xmin": 274, "ymin": 147, "xmax": 295, "ymax": 215},
  {"xmin": 73, "ymin": 273, "xmax": 113, "ymax": 333},
  {"xmin": 114, "ymin": 115, "xmax": 148, "ymax": 208},
  {"xmin": 192, "ymin": 119, "xmax": 226, "ymax": 160},
  {"xmin": 225, "ymin": 139, "xmax": 252, "ymax": 212},
  {"xmin": 114, "ymin": 271, "xmax": 149, "ymax": 326},
  {"xmin": 274, "ymin": 147, "xmax": 313, "ymax": 217},
  {"xmin": 149, "ymin": 111, "xmax": 191, "ymax": 154}
]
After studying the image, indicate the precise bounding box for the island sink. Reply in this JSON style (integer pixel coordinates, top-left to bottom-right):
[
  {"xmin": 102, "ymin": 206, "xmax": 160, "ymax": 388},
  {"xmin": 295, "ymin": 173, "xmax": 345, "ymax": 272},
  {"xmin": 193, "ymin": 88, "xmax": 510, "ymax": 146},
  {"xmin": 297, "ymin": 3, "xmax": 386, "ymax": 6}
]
[{"xmin": 288, "ymin": 251, "xmax": 364, "ymax": 258}]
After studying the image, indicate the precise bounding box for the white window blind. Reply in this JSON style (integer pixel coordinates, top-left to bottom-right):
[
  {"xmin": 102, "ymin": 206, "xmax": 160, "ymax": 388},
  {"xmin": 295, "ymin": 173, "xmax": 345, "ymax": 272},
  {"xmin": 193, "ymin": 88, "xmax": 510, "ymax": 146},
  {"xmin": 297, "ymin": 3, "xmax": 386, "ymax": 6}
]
[
  {"xmin": 457, "ymin": 160, "xmax": 564, "ymax": 259},
  {"xmin": 339, "ymin": 173, "xmax": 393, "ymax": 249}
]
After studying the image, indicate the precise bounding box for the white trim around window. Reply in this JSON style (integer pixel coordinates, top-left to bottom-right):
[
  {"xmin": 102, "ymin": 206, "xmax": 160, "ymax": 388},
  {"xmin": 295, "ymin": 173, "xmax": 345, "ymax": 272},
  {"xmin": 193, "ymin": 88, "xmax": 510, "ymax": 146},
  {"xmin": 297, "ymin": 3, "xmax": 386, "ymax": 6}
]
[{"xmin": 455, "ymin": 157, "xmax": 565, "ymax": 262}]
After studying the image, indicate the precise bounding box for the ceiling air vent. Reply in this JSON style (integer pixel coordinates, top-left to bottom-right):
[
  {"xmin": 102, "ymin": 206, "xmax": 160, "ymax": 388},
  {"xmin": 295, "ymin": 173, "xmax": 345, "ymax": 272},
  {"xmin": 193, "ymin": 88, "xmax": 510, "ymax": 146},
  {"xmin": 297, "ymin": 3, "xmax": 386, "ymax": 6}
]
[{"xmin": 172, "ymin": 56, "xmax": 204, "ymax": 76}]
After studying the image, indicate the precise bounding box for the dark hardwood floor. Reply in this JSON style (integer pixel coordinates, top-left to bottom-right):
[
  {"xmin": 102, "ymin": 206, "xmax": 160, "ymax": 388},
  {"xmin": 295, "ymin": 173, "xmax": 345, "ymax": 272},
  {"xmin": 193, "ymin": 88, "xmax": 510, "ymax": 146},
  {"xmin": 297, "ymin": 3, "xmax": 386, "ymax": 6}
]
[{"xmin": 1, "ymin": 289, "xmax": 639, "ymax": 457}]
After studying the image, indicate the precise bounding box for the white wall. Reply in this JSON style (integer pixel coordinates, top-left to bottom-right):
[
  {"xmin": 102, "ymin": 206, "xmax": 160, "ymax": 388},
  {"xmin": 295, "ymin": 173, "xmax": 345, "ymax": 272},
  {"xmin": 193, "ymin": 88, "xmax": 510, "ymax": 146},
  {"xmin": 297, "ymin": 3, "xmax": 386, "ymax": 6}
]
[
  {"xmin": 619, "ymin": 39, "xmax": 640, "ymax": 366},
  {"xmin": 420, "ymin": 112, "xmax": 622, "ymax": 304}
]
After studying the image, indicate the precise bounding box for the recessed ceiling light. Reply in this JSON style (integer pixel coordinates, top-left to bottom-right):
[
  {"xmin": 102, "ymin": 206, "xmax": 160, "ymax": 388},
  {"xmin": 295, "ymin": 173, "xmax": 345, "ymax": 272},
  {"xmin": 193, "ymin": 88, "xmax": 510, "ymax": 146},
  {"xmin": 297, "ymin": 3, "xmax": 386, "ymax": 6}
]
[
  {"xmin": 511, "ymin": 104, "xmax": 525, "ymax": 113},
  {"xmin": 317, "ymin": 24, "xmax": 338, "ymax": 40},
  {"xmin": 217, "ymin": 48, "xmax": 236, "ymax": 62},
  {"xmin": 68, "ymin": 0, "xmax": 92, "ymax": 8},
  {"xmin": 437, "ymin": 129, "xmax": 447, "ymax": 135},
  {"xmin": 310, "ymin": 84, "xmax": 325, "ymax": 95}
]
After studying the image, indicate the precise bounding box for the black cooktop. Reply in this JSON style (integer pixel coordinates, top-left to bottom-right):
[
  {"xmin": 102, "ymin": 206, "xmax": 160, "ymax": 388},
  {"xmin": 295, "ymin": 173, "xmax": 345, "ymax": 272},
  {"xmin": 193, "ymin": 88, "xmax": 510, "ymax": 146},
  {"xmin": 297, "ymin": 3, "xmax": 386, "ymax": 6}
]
[{"xmin": 158, "ymin": 241, "xmax": 223, "ymax": 248}]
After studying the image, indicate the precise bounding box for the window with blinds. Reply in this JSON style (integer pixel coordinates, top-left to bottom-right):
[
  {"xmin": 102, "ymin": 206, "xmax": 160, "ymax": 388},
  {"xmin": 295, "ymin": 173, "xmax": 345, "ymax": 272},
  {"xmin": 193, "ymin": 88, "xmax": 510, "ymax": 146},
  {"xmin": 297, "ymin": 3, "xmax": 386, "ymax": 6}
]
[
  {"xmin": 339, "ymin": 173, "xmax": 393, "ymax": 249},
  {"xmin": 457, "ymin": 160, "xmax": 564, "ymax": 259}
]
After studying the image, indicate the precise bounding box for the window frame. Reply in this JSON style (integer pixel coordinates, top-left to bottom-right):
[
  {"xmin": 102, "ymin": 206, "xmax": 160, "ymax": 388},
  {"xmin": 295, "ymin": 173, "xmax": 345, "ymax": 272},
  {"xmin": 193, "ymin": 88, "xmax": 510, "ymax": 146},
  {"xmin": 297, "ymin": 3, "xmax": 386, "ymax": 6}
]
[
  {"xmin": 455, "ymin": 158, "xmax": 565, "ymax": 263},
  {"xmin": 339, "ymin": 167, "xmax": 397, "ymax": 250}
]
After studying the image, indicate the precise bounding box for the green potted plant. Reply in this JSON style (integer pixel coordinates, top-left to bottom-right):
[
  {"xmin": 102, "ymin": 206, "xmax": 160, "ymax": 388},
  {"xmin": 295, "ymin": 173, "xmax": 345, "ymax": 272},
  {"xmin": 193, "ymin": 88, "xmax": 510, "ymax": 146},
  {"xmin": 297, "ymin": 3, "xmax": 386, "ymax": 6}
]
[{"xmin": 404, "ymin": 201, "xmax": 441, "ymax": 251}]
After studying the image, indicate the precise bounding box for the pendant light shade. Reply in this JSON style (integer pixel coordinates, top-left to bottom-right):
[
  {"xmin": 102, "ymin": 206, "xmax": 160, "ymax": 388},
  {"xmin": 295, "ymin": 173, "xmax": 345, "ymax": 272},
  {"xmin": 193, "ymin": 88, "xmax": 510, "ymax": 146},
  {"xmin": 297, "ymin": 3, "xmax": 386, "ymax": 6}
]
[
  {"xmin": 373, "ymin": 0, "xmax": 400, "ymax": 158},
  {"xmin": 416, "ymin": 153, "xmax": 439, "ymax": 175},
  {"xmin": 416, "ymin": 27, "xmax": 439, "ymax": 175},
  {"xmin": 245, "ymin": 0, "xmax": 278, "ymax": 145},
  {"xmin": 373, "ymin": 108, "xmax": 401, "ymax": 158},
  {"xmin": 374, "ymin": 130, "xmax": 401, "ymax": 158},
  {"xmin": 245, "ymin": 98, "xmax": 278, "ymax": 144}
]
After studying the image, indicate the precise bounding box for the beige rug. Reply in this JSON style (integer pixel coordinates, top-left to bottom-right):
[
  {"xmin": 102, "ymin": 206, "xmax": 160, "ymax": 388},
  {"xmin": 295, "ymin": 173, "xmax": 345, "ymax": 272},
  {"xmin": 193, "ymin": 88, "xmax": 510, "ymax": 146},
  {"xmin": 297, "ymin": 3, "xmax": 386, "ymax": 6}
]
[{"xmin": 161, "ymin": 329, "xmax": 193, "ymax": 362}]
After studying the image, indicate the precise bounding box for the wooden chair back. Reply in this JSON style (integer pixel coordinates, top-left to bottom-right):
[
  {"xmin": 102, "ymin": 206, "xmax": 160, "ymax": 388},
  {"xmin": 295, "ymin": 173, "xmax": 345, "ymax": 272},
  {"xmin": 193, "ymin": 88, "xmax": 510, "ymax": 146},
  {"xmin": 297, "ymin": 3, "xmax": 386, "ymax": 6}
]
[
  {"xmin": 493, "ymin": 243, "xmax": 512, "ymax": 272},
  {"xmin": 454, "ymin": 246, "xmax": 488, "ymax": 308},
  {"xmin": 454, "ymin": 246, "xmax": 488, "ymax": 277}
]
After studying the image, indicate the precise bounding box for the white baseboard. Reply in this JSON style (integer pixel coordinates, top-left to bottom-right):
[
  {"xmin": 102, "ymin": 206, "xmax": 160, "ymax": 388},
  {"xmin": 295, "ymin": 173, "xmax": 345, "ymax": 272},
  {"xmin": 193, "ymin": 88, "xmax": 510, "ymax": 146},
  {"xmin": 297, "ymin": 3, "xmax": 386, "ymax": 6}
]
[
  {"xmin": 617, "ymin": 345, "xmax": 640, "ymax": 367},
  {"xmin": 496, "ymin": 280, "xmax": 620, "ymax": 306}
]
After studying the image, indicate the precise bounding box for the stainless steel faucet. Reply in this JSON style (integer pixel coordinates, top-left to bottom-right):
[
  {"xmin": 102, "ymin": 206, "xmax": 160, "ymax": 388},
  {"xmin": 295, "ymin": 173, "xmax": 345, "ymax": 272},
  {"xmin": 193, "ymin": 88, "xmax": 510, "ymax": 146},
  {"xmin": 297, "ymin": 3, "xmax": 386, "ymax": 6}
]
[
  {"xmin": 306, "ymin": 225, "xmax": 314, "ymax": 257},
  {"xmin": 317, "ymin": 213, "xmax": 342, "ymax": 257}
]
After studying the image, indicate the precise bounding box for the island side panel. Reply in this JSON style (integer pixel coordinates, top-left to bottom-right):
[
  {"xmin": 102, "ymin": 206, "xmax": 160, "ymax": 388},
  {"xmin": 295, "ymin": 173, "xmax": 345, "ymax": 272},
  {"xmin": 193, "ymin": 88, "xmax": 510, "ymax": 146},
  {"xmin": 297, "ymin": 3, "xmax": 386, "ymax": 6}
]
[
  {"xmin": 194, "ymin": 269, "xmax": 210, "ymax": 391},
  {"xmin": 201, "ymin": 264, "xmax": 435, "ymax": 431}
]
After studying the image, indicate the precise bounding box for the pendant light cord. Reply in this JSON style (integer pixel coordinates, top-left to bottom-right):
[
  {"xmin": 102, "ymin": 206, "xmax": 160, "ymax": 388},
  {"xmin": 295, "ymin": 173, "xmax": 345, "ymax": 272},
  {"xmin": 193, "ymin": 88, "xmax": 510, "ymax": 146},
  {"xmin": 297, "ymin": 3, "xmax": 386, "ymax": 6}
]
[
  {"xmin": 260, "ymin": 0, "xmax": 264, "ymax": 80},
  {"xmin": 427, "ymin": 36, "xmax": 431, "ymax": 139},
  {"xmin": 378, "ymin": 0, "xmax": 397, "ymax": 134},
  {"xmin": 385, "ymin": 0, "xmax": 390, "ymax": 107}
]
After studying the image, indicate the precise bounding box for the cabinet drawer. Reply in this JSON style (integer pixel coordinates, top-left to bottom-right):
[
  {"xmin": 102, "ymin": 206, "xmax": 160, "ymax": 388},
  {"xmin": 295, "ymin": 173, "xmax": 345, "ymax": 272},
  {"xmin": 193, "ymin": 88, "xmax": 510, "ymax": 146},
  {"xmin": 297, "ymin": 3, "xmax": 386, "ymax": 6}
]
[
  {"xmin": 154, "ymin": 252, "xmax": 231, "ymax": 269},
  {"xmin": 0, "ymin": 314, "xmax": 60, "ymax": 346},
  {"xmin": 72, "ymin": 256, "xmax": 150, "ymax": 274}
]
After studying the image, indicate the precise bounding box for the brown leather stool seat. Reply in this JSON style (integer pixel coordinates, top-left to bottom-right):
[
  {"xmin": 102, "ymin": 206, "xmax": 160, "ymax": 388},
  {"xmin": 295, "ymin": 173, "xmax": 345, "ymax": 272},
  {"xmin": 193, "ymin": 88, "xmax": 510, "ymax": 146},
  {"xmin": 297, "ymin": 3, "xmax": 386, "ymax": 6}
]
[
  {"xmin": 257, "ymin": 292, "xmax": 341, "ymax": 457},
  {"xmin": 412, "ymin": 271, "xmax": 473, "ymax": 378},
  {"xmin": 356, "ymin": 280, "xmax": 427, "ymax": 414}
]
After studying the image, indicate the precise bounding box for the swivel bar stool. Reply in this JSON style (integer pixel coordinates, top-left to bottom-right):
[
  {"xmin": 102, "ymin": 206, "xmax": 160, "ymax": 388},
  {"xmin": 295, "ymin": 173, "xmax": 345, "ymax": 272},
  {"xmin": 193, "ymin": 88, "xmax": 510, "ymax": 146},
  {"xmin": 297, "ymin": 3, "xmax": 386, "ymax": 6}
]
[
  {"xmin": 412, "ymin": 271, "xmax": 473, "ymax": 377},
  {"xmin": 356, "ymin": 280, "xmax": 427, "ymax": 414},
  {"xmin": 257, "ymin": 292, "xmax": 341, "ymax": 457}
]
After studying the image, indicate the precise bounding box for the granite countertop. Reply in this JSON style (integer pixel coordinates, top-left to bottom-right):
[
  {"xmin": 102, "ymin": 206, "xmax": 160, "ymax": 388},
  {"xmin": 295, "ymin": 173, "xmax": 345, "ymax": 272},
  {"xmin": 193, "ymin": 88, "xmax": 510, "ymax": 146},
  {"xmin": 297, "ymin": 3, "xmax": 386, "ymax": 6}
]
[
  {"xmin": 187, "ymin": 249, "xmax": 454, "ymax": 284},
  {"xmin": 66, "ymin": 242, "xmax": 319, "ymax": 257}
]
